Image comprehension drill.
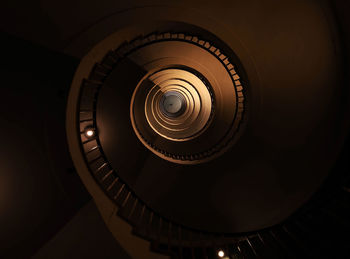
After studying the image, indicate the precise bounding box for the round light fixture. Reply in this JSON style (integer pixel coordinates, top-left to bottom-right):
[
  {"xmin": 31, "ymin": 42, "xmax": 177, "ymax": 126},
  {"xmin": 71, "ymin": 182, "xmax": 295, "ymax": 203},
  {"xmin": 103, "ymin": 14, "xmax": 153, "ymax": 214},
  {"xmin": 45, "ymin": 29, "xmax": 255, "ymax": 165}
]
[
  {"xmin": 84, "ymin": 126, "xmax": 95, "ymax": 138},
  {"xmin": 218, "ymin": 250, "xmax": 225, "ymax": 258}
]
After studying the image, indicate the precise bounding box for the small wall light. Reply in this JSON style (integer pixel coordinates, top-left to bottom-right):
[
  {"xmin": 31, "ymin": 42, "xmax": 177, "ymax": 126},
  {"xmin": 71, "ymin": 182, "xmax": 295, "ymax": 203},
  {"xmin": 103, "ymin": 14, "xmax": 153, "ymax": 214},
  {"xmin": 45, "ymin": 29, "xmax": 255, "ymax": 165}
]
[
  {"xmin": 84, "ymin": 126, "xmax": 95, "ymax": 138},
  {"xmin": 218, "ymin": 250, "xmax": 225, "ymax": 258}
]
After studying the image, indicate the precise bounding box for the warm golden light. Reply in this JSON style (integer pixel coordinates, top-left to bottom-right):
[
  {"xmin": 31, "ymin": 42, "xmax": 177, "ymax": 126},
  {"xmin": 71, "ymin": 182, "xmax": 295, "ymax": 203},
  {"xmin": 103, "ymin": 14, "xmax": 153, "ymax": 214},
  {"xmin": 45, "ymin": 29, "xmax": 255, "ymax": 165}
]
[
  {"xmin": 218, "ymin": 250, "xmax": 225, "ymax": 258},
  {"xmin": 86, "ymin": 129, "xmax": 94, "ymax": 137},
  {"xmin": 127, "ymin": 33, "xmax": 244, "ymax": 165}
]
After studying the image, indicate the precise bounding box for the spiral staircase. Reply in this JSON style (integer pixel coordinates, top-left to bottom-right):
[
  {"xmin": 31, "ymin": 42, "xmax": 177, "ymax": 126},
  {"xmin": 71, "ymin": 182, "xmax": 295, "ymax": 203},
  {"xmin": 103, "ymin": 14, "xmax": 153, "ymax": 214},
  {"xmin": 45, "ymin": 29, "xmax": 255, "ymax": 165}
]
[{"xmin": 1, "ymin": 0, "xmax": 350, "ymax": 259}]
